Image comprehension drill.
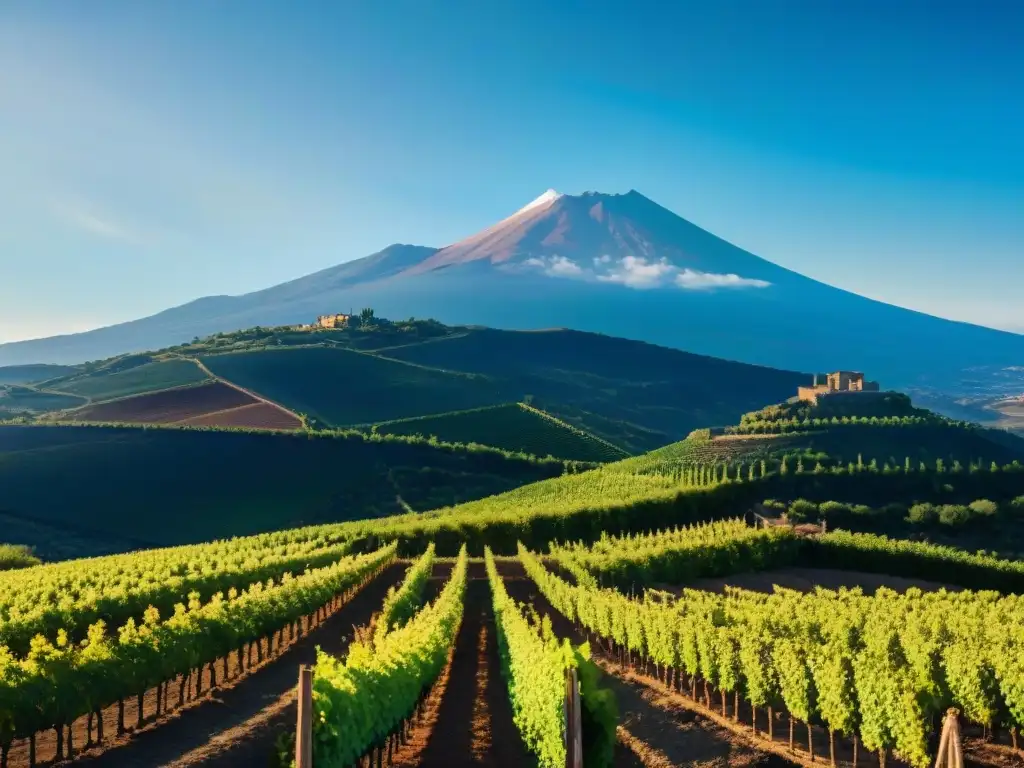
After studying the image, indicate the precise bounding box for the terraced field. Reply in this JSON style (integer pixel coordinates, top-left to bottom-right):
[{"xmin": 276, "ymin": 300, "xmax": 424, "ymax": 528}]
[
  {"xmin": 373, "ymin": 402, "xmax": 629, "ymax": 462},
  {"xmin": 50, "ymin": 359, "xmax": 209, "ymax": 401},
  {"xmin": 201, "ymin": 347, "xmax": 506, "ymax": 426}
]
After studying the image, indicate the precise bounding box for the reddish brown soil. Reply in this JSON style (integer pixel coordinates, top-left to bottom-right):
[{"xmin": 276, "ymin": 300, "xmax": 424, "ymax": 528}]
[
  {"xmin": 682, "ymin": 567, "xmax": 959, "ymax": 595},
  {"xmin": 13, "ymin": 564, "xmax": 407, "ymax": 768},
  {"xmin": 392, "ymin": 560, "xmax": 532, "ymax": 768},
  {"xmin": 67, "ymin": 382, "xmax": 254, "ymax": 424},
  {"xmin": 177, "ymin": 401, "xmax": 302, "ymax": 430}
]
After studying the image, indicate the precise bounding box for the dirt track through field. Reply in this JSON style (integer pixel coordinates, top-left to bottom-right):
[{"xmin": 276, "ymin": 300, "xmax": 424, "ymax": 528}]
[
  {"xmin": 498, "ymin": 560, "xmax": 779, "ymax": 768},
  {"xmin": 191, "ymin": 357, "xmax": 303, "ymax": 425},
  {"xmin": 392, "ymin": 560, "xmax": 532, "ymax": 768},
  {"xmin": 39, "ymin": 563, "xmax": 407, "ymax": 768}
]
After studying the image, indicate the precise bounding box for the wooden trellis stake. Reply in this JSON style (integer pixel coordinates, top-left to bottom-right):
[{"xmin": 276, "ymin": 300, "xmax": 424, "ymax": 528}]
[
  {"xmin": 933, "ymin": 708, "xmax": 963, "ymax": 768},
  {"xmin": 296, "ymin": 665, "xmax": 313, "ymax": 768},
  {"xmin": 565, "ymin": 666, "xmax": 583, "ymax": 768}
]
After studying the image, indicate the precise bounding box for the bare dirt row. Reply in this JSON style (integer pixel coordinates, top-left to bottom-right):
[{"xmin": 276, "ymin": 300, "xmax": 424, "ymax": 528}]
[{"xmin": 391, "ymin": 561, "xmax": 533, "ymax": 768}]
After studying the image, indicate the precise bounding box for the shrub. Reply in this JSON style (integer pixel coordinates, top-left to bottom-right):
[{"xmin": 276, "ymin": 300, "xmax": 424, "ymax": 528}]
[
  {"xmin": 882, "ymin": 502, "xmax": 908, "ymax": 519},
  {"xmin": 788, "ymin": 499, "xmax": 819, "ymax": 522},
  {"xmin": 1010, "ymin": 496, "xmax": 1024, "ymax": 513},
  {"xmin": 907, "ymin": 503, "xmax": 938, "ymax": 525},
  {"xmin": 851, "ymin": 504, "xmax": 877, "ymax": 517},
  {"xmin": 0, "ymin": 544, "xmax": 41, "ymax": 571},
  {"xmin": 819, "ymin": 501, "xmax": 852, "ymax": 519},
  {"xmin": 939, "ymin": 504, "xmax": 971, "ymax": 526},
  {"xmin": 762, "ymin": 499, "xmax": 787, "ymax": 513},
  {"xmin": 968, "ymin": 499, "xmax": 999, "ymax": 518}
]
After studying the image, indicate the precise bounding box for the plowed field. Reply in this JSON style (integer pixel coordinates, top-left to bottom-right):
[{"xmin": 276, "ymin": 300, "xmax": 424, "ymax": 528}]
[
  {"xmin": 179, "ymin": 402, "xmax": 302, "ymax": 430},
  {"xmin": 66, "ymin": 382, "xmax": 255, "ymax": 424}
]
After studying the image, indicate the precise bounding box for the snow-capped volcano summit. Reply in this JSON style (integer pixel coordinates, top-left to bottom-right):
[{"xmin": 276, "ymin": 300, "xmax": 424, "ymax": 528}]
[
  {"xmin": 515, "ymin": 189, "xmax": 562, "ymax": 214},
  {"xmin": 405, "ymin": 189, "xmax": 790, "ymax": 287}
]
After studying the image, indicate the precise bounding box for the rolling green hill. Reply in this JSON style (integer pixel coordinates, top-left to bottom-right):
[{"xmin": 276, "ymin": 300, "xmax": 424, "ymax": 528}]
[
  {"xmin": 0, "ymin": 385, "xmax": 87, "ymax": 414},
  {"xmin": 0, "ymin": 364, "xmax": 80, "ymax": 385},
  {"xmin": 4, "ymin": 319, "xmax": 809, "ymax": 455},
  {"xmin": 0, "ymin": 424, "xmax": 568, "ymax": 559},
  {"xmin": 378, "ymin": 326, "xmax": 807, "ymax": 451},
  {"xmin": 201, "ymin": 346, "xmax": 506, "ymax": 425},
  {"xmin": 371, "ymin": 402, "xmax": 630, "ymax": 462},
  {"xmin": 48, "ymin": 358, "xmax": 209, "ymax": 402}
]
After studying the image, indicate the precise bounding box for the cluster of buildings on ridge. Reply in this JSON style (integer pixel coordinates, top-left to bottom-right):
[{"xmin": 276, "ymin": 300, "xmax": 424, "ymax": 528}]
[
  {"xmin": 797, "ymin": 371, "xmax": 882, "ymax": 405},
  {"xmin": 296, "ymin": 313, "xmax": 352, "ymax": 330}
]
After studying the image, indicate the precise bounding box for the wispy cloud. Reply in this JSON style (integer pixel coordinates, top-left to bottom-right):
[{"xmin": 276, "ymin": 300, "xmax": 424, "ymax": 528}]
[
  {"xmin": 523, "ymin": 253, "xmax": 772, "ymax": 291},
  {"xmin": 54, "ymin": 201, "xmax": 140, "ymax": 243},
  {"xmin": 675, "ymin": 268, "xmax": 771, "ymax": 290}
]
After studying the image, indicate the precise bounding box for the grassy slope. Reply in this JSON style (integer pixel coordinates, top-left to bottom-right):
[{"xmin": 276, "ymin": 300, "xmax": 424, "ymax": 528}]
[
  {"xmin": 201, "ymin": 346, "xmax": 507, "ymax": 426},
  {"xmin": 382, "ymin": 327, "xmax": 807, "ymax": 452},
  {"xmin": 0, "ymin": 386, "xmax": 87, "ymax": 413},
  {"xmin": 5, "ymin": 322, "xmax": 807, "ymax": 456},
  {"xmin": 0, "ymin": 364, "xmax": 80, "ymax": 385},
  {"xmin": 372, "ymin": 402, "xmax": 630, "ymax": 463},
  {"xmin": 0, "ymin": 424, "xmax": 564, "ymax": 557},
  {"xmin": 50, "ymin": 359, "xmax": 209, "ymax": 401}
]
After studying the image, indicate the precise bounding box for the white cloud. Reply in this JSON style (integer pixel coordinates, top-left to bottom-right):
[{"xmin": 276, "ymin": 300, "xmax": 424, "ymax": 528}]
[
  {"xmin": 675, "ymin": 269, "xmax": 772, "ymax": 290},
  {"xmin": 546, "ymin": 255, "xmax": 583, "ymax": 277},
  {"xmin": 597, "ymin": 255, "xmax": 677, "ymax": 289},
  {"xmin": 523, "ymin": 252, "xmax": 772, "ymax": 292},
  {"xmin": 520, "ymin": 254, "xmax": 584, "ymax": 278}
]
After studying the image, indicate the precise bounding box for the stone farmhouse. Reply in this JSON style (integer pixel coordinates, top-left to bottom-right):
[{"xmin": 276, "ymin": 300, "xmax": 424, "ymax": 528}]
[
  {"xmin": 798, "ymin": 371, "xmax": 881, "ymax": 405},
  {"xmin": 315, "ymin": 313, "xmax": 351, "ymax": 329}
]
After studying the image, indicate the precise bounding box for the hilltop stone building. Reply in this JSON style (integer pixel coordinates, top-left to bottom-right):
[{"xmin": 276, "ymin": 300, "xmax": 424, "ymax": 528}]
[
  {"xmin": 315, "ymin": 313, "xmax": 351, "ymax": 329},
  {"xmin": 798, "ymin": 371, "xmax": 880, "ymax": 404}
]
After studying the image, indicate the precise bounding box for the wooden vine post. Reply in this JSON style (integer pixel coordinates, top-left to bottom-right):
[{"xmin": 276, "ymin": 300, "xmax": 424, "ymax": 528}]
[
  {"xmin": 933, "ymin": 708, "xmax": 963, "ymax": 768},
  {"xmin": 565, "ymin": 666, "xmax": 583, "ymax": 768},
  {"xmin": 296, "ymin": 665, "xmax": 314, "ymax": 768}
]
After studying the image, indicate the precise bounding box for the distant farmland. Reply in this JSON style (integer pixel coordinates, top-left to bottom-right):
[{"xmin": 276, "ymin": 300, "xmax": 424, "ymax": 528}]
[
  {"xmin": 0, "ymin": 364, "xmax": 80, "ymax": 385},
  {"xmin": 51, "ymin": 359, "xmax": 209, "ymax": 402},
  {"xmin": 179, "ymin": 401, "xmax": 302, "ymax": 430},
  {"xmin": 64, "ymin": 381, "xmax": 303, "ymax": 431},
  {"xmin": 201, "ymin": 347, "xmax": 506, "ymax": 426},
  {"xmin": 373, "ymin": 402, "xmax": 629, "ymax": 462},
  {"xmin": 0, "ymin": 386, "xmax": 86, "ymax": 413},
  {"xmin": 67, "ymin": 381, "xmax": 252, "ymax": 422}
]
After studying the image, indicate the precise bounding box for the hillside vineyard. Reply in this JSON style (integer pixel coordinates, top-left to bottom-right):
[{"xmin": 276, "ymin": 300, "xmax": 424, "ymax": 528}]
[{"xmin": 2, "ymin": 377, "xmax": 1024, "ymax": 767}]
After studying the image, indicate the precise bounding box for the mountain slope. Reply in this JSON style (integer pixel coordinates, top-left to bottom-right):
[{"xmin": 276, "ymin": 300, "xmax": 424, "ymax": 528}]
[{"xmin": 3, "ymin": 191, "xmax": 1021, "ymax": 391}]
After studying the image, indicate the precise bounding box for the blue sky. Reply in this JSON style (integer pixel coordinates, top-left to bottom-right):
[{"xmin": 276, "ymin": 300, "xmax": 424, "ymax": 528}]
[{"xmin": 1, "ymin": 1, "xmax": 1021, "ymax": 343}]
